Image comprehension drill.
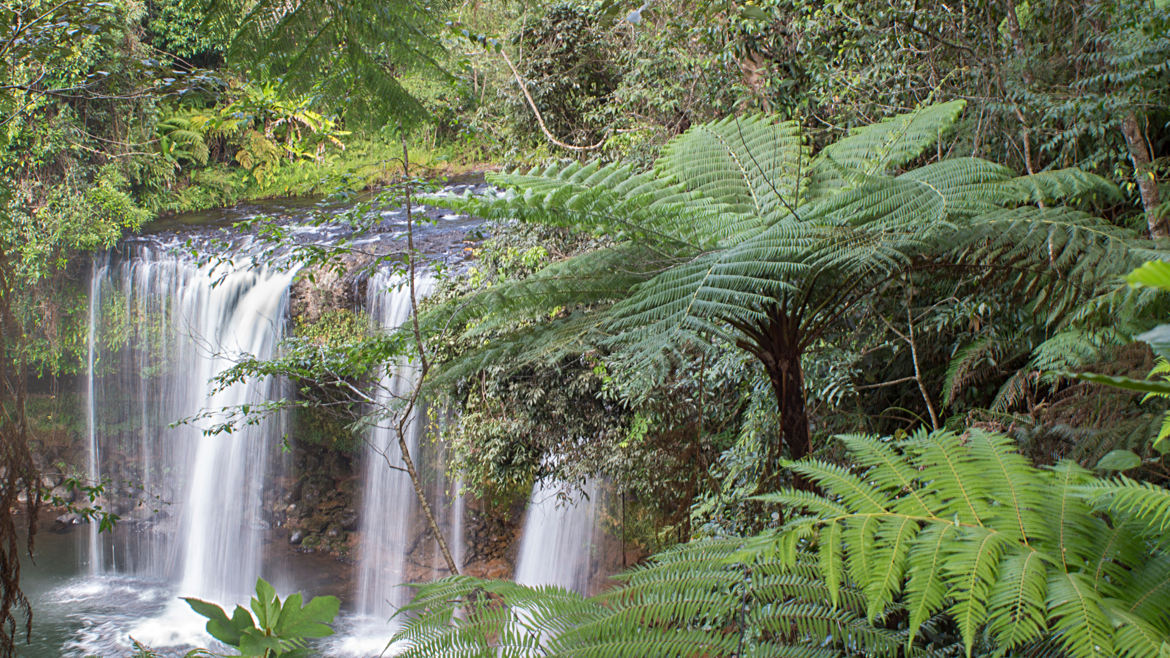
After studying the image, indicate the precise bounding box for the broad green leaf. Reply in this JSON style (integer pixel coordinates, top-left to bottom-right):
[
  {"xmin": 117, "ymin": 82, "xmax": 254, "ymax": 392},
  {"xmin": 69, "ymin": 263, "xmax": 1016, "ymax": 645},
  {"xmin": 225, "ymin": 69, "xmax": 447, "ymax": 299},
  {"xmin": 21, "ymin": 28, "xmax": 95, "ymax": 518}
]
[
  {"xmin": 1126, "ymin": 260, "xmax": 1170, "ymax": 291},
  {"xmin": 1096, "ymin": 449, "xmax": 1142, "ymax": 471},
  {"xmin": 274, "ymin": 592, "xmax": 305, "ymax": 636},
  {"xmin": 184, "ymin": 597, "xmax": 249, "ymax": 646},
  {"xmin": 251, "ymin": 578, "xmax": 282, "ymax": 630},
  {"xmin": 1067, "ymin": 371, "xmax": 1170, "ymax": 395},
  {"xmin": 239, "ymin": 628, "xmax": 284, "ymax": 656},
  {"xmin": 290, "ymin": 596, "xmax": 340, "ymax": 638}
]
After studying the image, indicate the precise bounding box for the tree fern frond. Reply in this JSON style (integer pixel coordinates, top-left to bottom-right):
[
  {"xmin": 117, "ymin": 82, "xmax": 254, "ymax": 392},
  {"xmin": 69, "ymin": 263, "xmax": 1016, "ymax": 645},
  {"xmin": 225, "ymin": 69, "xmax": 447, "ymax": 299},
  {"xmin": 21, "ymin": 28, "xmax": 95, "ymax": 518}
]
[
  {"xmin": 906, "ymin": 430, "xmax": 987, "ymax": 526},
  {"xmin": 812, "ymin": 99, "xmax": 967, "ymax": 184},
  {"xmin": 942, "ymin": 334, "xmax": 1026, "ymax": 409},
  {"xmin": 837, "ymin": 434, "xmax": 934, "ymax": 516},
  {"xmin": 1109, "ymin": 610, "xmax": 1170, "ymax": 658},
  {"xmin": 783, "ymin": 458, "xmax": 893, "ymax": 513},
  {"xmin": 966, "ymin": 429, "xmax": 1043, "ymax": 543},
  {"xmin": 657, "ymin": 114, "xmax": 808, "ymax": 223},
  {"xmin": 943, "ymin": 527, "xmax": 1013, "ymax": 655},
  {"xmin": 1001, "ymin": 168, "xmax": 1121, "ymax": 205}
]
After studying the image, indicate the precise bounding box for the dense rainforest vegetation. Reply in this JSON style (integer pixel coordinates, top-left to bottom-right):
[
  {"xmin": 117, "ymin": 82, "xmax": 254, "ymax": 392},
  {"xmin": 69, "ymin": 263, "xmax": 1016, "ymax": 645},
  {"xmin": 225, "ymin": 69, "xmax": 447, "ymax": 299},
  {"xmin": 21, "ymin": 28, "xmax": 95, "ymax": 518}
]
[{"xmin": 1, "ymin": 0, "xmax": 1169, "ymax": 656}]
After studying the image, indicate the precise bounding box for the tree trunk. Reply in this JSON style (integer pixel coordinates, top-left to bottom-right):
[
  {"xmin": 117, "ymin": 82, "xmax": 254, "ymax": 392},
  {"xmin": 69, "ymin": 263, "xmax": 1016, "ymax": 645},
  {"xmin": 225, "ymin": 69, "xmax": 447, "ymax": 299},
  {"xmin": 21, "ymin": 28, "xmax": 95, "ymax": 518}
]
[
  {"xmin": 399, "ymin": 141, "xmax": 459, "ymax": 576},
  {"xmin": 764, "ymin": 356, "xmax": 812, "ymax": 488},
  {"xmin": 758, "ymin": 318, "xmax": 813, "ymax": 493},
  {"xmin": 1121, "ymin": 110, "xmax": 1165, "ymax": 238}
]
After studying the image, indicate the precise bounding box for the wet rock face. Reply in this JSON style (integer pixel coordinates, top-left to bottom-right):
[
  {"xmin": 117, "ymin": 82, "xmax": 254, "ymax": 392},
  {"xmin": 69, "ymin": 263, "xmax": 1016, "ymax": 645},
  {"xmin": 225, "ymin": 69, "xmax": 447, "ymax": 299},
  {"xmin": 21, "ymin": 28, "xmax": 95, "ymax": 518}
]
[
  {"xmin": 277, "ymin": 441, "xmax": 360, "ymax": 558},
  {"xmin": 287, "ymin": 255, "xmax": 368, "ymax": 326},
  {"xmin": 460, "ymin": 495, "xmax": 527, "ymax": 581}
]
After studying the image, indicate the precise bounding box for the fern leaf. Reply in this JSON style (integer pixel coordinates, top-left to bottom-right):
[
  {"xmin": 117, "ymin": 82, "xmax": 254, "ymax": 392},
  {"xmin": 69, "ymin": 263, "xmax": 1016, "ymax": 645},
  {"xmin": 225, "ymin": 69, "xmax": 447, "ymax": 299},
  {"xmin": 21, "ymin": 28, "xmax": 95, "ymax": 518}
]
[
  {"xmin": 944, "ymin": 527, "xmax": 1012, "ymax": 656},
  {"xmin": 904, "ymin": 523, "xmax": 957, "ymax": 645},
  {"xmin": 985, "ymin": 550, "xmax": 1049, "ymax": 650},
  {"xmin": 813, "ymin": 99, "xmax": 966, "ymax": 181},
  {"xmin": 1045, "ymin": 571, "xmax": 1114, "ymax": 658}
]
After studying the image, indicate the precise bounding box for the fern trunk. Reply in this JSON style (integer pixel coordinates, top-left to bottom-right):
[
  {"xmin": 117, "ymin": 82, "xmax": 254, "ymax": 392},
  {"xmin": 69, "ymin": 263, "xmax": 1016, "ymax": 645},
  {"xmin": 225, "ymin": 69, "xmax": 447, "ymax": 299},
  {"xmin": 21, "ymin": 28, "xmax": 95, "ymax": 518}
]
[
  {"xmin": 753, "ymin": 311, "xmax": 813, "ymax": 490},
  {"xmin": 766, "ymin": 357, "xmax": 812, "ymax": 480}
]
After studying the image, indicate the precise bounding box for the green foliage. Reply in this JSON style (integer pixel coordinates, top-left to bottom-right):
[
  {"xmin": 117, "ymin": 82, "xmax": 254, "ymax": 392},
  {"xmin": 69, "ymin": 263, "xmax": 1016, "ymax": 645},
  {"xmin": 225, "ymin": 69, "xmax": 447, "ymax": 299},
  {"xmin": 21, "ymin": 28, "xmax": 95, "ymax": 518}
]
[
  {"xmin": 422, "ymin": 102, "xmax": 1141, "ymax": 485},
  {"xmin": 507, "ymin": 2, "xmax": 620, "ymax": 147},
  {"xmin": 211, "ymin": 0, "xmax": 447, "ymax": 130},
  {"xmin": 770, "ymin": 430, "xmax": 1170, "ymax": 657},
  {"xmin": 395, "ymin": 429, "xmax": 1170, "ymax": 657},
  {"xmin": 184, "ymin": 578, "xmax": 339, "ymax": 657},
  {"xmin": 147, "ymin": 0, "xmax": 231, "ymax": 61},
  {"xmin": 691, "ymin": 0, "xmax": 1168, "ymax": 215},
  {"xmin": 287, "ymin": 310, "xmax": 370, "ymax": 451}
]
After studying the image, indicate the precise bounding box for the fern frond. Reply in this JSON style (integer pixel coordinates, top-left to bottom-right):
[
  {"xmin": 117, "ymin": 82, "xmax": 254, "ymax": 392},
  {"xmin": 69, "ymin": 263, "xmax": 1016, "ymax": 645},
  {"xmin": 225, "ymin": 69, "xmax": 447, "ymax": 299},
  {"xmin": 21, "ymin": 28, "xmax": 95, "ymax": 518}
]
[
  {"xmin": 1088, "ymin": 477, "xmax": 1170, "ymax": 535},
  {"xmin": 1045, "ymin": 571, "xmax": 1114, "ymax": 658},
  {"xmin": 656, "ymin": 114, "xmax": 808, "ymax": 223},
  {"xmin": 984, "ymin": 550, "xmax": 1049, "ymax": 651},
  {"xmin": 1001, "ymin": 168, "xmax": 1121, "ymax": 205},
  {"xmin": 813, "ymin": 99, "xmax": 966, "ymax": 182}
]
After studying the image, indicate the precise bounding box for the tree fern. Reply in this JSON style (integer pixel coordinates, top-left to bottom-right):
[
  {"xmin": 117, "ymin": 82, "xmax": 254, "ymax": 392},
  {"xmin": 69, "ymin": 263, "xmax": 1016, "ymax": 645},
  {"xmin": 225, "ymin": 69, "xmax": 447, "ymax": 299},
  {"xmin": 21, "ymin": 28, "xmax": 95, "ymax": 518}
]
[{"xmin": 422, "ymin": 101, "xmax": 1147, "ymax": 489}]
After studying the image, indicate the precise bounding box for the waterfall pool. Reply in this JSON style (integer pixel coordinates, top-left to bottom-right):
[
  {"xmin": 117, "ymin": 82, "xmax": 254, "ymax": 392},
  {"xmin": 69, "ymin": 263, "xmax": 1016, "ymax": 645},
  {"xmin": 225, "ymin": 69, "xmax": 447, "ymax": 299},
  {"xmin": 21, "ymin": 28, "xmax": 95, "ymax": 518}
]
[{"xmin": 17, "ymin": 518, "xmax": 352, "ymax": 657}]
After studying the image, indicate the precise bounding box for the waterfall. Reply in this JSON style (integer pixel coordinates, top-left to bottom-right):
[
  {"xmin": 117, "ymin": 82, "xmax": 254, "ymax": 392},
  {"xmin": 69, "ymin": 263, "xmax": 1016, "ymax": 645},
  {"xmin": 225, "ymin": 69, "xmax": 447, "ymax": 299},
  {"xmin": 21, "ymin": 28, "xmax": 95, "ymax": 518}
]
[
  {"xmin": 354, "ymin": 271, "xmax": 455, "ymax": 617},
  {"xmin": 84, "ymin": 243, "xmax": 296, "ymax": 640},
  {"xmin": 85, "ymin": 255, "xmax": 109, "ymax": 575},
  {"xmin": 337, "ymin": 269, "xmax": 461, "ymax": 655},
  {"xmin": 514, "ymin": 480, "xmax": 601, "ymax": 594}
]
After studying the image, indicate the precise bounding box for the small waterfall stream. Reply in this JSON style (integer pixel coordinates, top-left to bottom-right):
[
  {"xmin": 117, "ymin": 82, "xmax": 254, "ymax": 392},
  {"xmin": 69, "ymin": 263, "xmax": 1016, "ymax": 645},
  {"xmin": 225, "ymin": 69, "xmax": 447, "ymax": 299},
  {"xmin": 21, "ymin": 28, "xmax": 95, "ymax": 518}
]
[
  {"xmin": 341, "ymin": 270, "xmax": 464, "ymax": 653},
  {"xmin": 514, "ymin": 480, "xmax": 602, "ymax": 594},
  {"xmin": 84, "ymin": 256, "xmax": 108, "ymax": 576}
]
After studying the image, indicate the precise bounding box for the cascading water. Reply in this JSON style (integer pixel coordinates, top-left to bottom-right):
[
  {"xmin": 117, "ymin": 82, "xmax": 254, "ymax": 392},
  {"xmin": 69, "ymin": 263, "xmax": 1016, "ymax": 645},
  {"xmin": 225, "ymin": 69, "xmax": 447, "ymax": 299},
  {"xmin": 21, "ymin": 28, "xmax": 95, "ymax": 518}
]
[
  {"xmin": 18, "ymin": 184, "xmax": 567, "ymax": 655},
  {"xmin": 514, "ymin": 480, "xmax": 602, "ymax": 594},
  {"xmin": 83, "ymin": 241, "xmax": 296, "ymax": 648},
  {"xmin": 340, "ymin": 270, "xmax": 462, "ymax": 653},
  {"xmin": 85, "ymin": 255, "xmax": 109, "ymax": 576}
]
